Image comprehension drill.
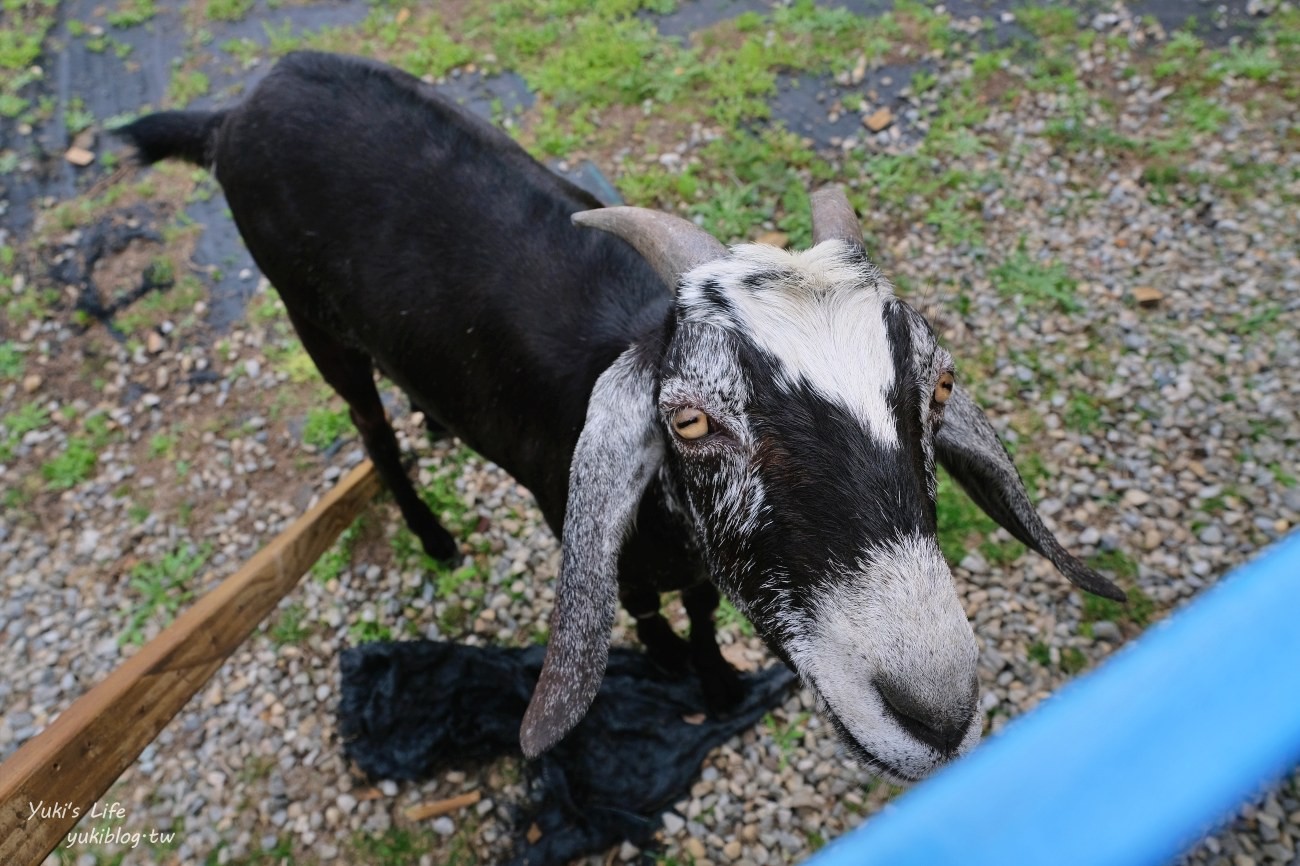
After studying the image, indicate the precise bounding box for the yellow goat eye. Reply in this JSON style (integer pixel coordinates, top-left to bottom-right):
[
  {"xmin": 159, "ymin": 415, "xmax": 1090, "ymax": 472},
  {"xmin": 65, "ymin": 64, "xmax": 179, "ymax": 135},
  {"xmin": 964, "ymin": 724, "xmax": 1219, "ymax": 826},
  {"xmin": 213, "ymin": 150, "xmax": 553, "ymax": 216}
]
[
  {"xmin": 934, "ymin": 371, "xmax": 956, "ymax": 405},
  {"xmin": 672, "ymin": 407, "xmax": 711, "ymax": 440}
]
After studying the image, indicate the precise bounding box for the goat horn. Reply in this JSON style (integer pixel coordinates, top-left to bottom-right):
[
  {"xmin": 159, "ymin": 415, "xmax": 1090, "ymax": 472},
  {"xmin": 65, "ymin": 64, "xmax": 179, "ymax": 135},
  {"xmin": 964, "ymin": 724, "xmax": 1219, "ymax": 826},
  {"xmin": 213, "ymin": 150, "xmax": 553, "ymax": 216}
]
[
  {"xmin": 810, "ymin": 185, "xmax": 864, "ymax": 249},
  {"xmin": 573, "ymin": 207, "xmax": 727, "ymax": 293}
]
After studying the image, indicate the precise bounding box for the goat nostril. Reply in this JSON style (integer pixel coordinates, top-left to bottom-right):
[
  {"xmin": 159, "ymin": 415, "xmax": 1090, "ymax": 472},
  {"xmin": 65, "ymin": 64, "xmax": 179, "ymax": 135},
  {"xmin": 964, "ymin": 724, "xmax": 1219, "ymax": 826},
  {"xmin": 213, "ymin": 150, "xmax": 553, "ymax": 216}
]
[{"xmin": 875, "ymin": 678, "xmax": 970, "ymax": 755}]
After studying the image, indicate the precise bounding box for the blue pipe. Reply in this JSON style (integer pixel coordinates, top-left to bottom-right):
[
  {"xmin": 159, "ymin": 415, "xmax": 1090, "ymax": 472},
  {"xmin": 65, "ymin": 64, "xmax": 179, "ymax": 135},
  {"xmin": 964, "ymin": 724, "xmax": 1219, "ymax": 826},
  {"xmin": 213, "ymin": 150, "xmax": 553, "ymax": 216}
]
[{"xmin": 807, "ymin": 531, "xmax": 1300, "ymax": 866}]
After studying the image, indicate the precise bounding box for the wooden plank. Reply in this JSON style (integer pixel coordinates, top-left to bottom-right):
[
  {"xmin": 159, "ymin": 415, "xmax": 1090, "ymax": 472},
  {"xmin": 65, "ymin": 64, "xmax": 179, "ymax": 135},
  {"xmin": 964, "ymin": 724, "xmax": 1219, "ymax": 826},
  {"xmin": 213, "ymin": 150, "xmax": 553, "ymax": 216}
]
[{"xmin": 0, "ymin": 460, "xmax": 381, "ymax": 865}]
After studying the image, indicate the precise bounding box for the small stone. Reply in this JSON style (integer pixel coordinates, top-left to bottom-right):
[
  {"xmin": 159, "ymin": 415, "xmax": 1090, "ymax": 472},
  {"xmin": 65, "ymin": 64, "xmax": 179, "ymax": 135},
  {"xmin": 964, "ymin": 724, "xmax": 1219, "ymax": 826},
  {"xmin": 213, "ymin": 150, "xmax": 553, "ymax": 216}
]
[
  {"xmin": 723, "ymin": 840, "xmax": 743, "ymax": 860},
  {"xmin": 22, "ymin": 374, "xmax": 42, "ymax": 393},
  {"xmin": 431, "ymin": 816, "xmax": 455, "ymax": 836},
  {"xmin": 65, "ymin": 146, "xmax": 95, "ymax": 166},
  {"xmin": 1133, "ymin": 286, "xmax": 1163, "ymax": 307},
  {"xmin": 662, "ymin": 811, "xmax": 686, "ymax": 835},
  {"xmin": 1122, "ymin": 489, "xmax": 1150, "ymax": 507},
  {"xmin": 1091, "ymin": 621, "xmax": 1122, "ymax": 643},
  {"xmin": 685, "ymin": 837, "xmax": 707, "ymax": 859},
  {"xmin": 864, "ymin": 107, "xmax": 893, "ymax": 132},
  {"xmin": 146, "ymin": 331, "xmax": 166, "ymax": 354}
]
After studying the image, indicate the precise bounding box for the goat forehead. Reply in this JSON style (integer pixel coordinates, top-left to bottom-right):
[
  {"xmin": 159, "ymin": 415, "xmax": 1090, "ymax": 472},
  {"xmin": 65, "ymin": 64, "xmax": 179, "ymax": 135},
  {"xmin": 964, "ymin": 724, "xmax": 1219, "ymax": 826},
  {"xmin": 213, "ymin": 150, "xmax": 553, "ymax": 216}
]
[{"xmin": 679, "ymin": 241, "xmax": 900, "ymax": 448}]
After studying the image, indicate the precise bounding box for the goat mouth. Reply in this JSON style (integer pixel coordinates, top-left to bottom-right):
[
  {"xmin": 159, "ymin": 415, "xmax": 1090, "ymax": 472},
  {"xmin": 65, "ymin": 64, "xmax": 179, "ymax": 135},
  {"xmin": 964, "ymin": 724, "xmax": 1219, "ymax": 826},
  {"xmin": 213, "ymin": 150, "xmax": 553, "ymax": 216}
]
[{"xmin": 807, "ymin": 680, "xmax": 924, "ymax": 785}]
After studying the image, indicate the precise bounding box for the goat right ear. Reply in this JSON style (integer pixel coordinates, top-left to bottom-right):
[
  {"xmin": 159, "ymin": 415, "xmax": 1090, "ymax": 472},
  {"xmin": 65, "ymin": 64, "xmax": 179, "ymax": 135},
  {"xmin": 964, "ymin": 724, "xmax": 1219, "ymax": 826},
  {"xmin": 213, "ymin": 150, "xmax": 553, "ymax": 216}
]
[
  {"xmin": 519, "ymin": 346, "xmax": 664, "ymax": 758},
  {"xmin": 935, "ymin": 386, "xmax": 1128, "ymax": 602}
]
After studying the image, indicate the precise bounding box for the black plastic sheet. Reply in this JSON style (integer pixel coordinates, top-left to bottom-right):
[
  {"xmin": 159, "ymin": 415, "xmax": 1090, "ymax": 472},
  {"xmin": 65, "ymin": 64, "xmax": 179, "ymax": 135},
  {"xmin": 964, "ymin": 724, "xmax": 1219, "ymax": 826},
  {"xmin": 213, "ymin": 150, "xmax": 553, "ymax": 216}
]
[{"xmin": 338, "ymin": 640, "xmax": 796, "ymax": 865}]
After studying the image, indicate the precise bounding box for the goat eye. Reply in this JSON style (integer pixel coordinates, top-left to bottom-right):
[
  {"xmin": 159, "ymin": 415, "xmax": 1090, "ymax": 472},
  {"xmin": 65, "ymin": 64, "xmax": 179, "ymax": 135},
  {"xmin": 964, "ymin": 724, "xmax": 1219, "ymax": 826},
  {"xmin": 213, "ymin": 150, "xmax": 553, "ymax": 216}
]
[
  {"xmin": 933, "ymin": 371, "xmax": 955, "ymax": 405},
  {"xmin": 672, "ymin": 407, "xmax": 711, "ymax": 440}
]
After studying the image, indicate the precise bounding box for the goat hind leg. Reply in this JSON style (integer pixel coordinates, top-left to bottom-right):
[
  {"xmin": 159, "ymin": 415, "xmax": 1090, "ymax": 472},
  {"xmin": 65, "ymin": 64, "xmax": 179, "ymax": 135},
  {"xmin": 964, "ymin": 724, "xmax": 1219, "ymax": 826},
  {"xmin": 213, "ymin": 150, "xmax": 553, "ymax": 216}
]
[{"xmin": 286, "ymin": 309, "xmax": 459, "ymax": 562}]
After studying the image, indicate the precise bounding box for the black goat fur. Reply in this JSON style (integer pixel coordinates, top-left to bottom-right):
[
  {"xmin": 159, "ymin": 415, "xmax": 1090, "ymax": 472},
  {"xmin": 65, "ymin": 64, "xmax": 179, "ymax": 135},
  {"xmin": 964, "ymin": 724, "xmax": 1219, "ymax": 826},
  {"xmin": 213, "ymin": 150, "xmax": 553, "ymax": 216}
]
[{"xmin": 115, "ymin": 50, "xmax": 738, "ymax": 700}]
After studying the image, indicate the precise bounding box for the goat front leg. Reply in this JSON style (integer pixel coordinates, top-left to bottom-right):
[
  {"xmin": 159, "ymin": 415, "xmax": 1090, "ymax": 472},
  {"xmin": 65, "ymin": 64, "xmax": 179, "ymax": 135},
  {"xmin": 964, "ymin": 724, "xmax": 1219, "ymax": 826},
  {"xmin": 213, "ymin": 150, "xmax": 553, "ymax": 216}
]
[
  {"xmin": 683, "ymin": 582, "xmax": 744, "ymax": 715},
  {"xmin": 622, "ymin": 585, "xmax": 691, "ymax": 674},
  {"xmin": 286, "ymin": 308, "xmax": 460, "ymax": 563}
]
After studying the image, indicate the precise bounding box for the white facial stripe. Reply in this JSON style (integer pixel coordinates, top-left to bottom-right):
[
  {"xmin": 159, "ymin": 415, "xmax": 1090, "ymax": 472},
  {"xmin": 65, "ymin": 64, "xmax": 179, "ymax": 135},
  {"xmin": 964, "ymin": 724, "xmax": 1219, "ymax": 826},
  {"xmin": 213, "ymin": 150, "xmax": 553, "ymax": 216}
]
[
  {"xmin": 785, "ymin": 532, "xmax": 979, "ymax": 780},
  {"xmin": 679, "ymin": 240, "xmax": 899, "ymax": 448}
]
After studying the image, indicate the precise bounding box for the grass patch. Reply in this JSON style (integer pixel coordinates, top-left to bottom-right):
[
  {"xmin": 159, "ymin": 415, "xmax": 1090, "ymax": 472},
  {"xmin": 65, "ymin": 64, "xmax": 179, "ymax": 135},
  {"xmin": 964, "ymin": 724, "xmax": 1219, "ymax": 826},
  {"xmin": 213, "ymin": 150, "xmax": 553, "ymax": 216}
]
[
  {"xmin": 40, "ymin": 410, "xmax": 116, "ymax": 490},
  {"xmin": 1063, "ymin": 392, "xmax": 1104, "ymax": 434},
  {"xmin": 0, "ymin": 400, "xmax": 49, "ymax": 462},
  {"xmin": 351, "ymin": 827, "xmax": 440, "ymax": 866},
  {"xmin": 302, "ymin": 405, "xmax": 352, "ymax": 450},
  {"xmin": 0, "ymin": 340, "xmax": 25, "ymax": 379},
  {"xmin": 120, "ymin": 541, "xmax": 213, "ymax": 645},
  {"xmin": 935, "ymin": 468, "xmax": 1026, "ymax": 568},
  {"xmin": 207, "ymin": 0, "xmax": 253, "ymax": 23},
  {"xmin": 765, "ymin": 711, "xmax": 810, "ymax": 769},
  {"xmin": 1080, "ymin": 551, "xmax": 1154, "ymax": 630},
  {"xmin": 347, "ymin": 617, "xmax": 393, "ymax": 644},
  {"xmin": 268, "ymin": 602, "xmax": 312, "ymax": 644},
  {"xmin": 106, "ymin": 0, "xmax": 157, "ymax": 29},
  {"xmin": 1059, "ymin": 646, "xmax": 1088, "ymax": 675},
  {"xmin": 991, "ymin": 245, "xmax": 1082, "ymax": 314},
  {"xmin": 716, "ymin": 597, "xmax": 755, "ymax": 637},
  {"xmin": 312, "ymin": 515, "xmax": 362, "ymax": 583},
  {"xmin": 205, "ymin": 835, "xmax": 296, "ymax": 866},
  {"xmin": 167, "ymin": 68, "xmax": 210, "ymax": 108}
]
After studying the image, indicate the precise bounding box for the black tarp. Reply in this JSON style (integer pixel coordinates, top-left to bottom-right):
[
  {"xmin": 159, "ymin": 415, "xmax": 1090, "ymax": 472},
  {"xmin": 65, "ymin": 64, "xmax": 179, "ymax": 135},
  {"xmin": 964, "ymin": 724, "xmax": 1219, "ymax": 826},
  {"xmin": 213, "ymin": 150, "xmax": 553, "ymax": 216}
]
[{"xmin": 338, "ymin": 640, "xmax": 795, "ymax": 865}]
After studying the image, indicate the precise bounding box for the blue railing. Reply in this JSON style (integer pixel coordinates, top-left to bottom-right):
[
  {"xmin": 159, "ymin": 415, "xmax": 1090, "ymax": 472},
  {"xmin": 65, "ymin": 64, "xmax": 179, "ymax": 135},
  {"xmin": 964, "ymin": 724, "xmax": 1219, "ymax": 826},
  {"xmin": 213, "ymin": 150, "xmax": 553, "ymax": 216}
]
[{"xmin": 808, "ymin": 531, "xmax": 1300, "ymax": 866}]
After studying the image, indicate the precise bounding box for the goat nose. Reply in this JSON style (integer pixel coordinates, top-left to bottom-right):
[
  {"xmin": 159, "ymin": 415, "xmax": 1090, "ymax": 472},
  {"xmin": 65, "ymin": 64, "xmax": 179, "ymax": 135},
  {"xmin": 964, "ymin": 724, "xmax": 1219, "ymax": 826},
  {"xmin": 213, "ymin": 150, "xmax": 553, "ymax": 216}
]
[{"xmin": 875, "ymin": 676, "xmax": 973, "ymax": 755}]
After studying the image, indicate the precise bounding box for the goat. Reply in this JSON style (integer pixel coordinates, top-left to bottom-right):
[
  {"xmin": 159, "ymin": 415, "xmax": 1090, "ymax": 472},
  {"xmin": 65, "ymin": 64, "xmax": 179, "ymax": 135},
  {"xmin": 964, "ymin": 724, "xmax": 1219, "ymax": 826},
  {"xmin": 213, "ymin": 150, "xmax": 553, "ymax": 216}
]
[{"xmin": 116, "ymin": 51, "xmax": 1126, "ymax": 782}]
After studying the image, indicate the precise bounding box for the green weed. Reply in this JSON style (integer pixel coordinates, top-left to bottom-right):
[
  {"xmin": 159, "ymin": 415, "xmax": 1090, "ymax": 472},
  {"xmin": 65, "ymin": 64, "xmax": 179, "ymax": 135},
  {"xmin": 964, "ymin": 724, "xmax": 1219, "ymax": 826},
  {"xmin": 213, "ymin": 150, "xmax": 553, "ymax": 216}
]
[
  {"xmin": 269, "ymin": 602, "xmax": 312, "ymax": 644},
  {"xmin": 716, "ymin": 597, "xmax": 755, "ymax": 637},
  {"xmin": 207, "ymin": 0, "xmax": 253, "ymax": 23},
  {"xmin": 168, "ymin": 68, "xmax": 210, "ymax": 108},
  {"xmin": 991, "ymin": 246, "xmax": 1082, "ymax": 314},
  {"xmin": 120, "ymin": 542, "xmax": 213, "ymax": 645},
  {"xmin": 765, "ymin": 711, "xmax": 809, "ymax": 769},
  {"xmin": 936, "ymin": 469, "xmax": 1026, "ymax": 568},
  {"xmin": 302, "ymin": 405, "xmax": 352, "ymax": 450},
  {"xmin": 1059, "ymin": 646, "xmax": 1088, "ymax": 675},
  {"xmin": 1063, "ymin": 392, "xmax": 1104, "ymax": 434},
  {"xmin": 348, "ymin": 619, "xmax": 392, "ymax": 644},
  {"xmin": 312, "ymin": 516, "xmax": 362, "ymax": 583},
  {"xmin": 0, "ymin": 341, "xmax": 23, "ymax": 379},
  {"xmin": 351, "ymin": 827, "xmax": 439, "ymax": 866},
  {"xmin": 106, "ymin": 0, "xmax": 157, "ymax": 28}
]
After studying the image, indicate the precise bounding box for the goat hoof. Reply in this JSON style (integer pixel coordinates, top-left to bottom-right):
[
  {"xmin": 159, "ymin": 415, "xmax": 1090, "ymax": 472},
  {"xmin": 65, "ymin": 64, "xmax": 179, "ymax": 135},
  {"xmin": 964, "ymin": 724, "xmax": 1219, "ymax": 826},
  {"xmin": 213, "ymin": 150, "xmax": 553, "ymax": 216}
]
[
  {"xmin": 646, "ymin": 638, "xmax": 692, "ymax": 675},
  {"xmin": 420, "ymin": 528, "xmax": 461, "ymax": 564},
  {"xmin": 700, "ymin": 664, "xmax": 746, "ymax": 717}
]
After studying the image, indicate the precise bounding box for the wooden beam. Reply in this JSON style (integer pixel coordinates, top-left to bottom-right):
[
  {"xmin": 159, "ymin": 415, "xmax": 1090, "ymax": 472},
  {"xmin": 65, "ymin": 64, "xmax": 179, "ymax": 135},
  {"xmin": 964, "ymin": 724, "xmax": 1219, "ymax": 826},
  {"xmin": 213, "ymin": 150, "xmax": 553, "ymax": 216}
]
[{"xmin": 0, "ymin": 460, "xmax": 381, "ymax": 865}]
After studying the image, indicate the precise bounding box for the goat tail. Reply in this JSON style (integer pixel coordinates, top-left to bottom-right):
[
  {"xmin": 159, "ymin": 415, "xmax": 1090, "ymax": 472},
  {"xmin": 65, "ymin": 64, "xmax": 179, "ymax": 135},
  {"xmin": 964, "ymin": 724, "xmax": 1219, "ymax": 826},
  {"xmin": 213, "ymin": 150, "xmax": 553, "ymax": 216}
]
[{"xmin": 114, "ymin": 110, "xmax": 228, "ymax": 168}]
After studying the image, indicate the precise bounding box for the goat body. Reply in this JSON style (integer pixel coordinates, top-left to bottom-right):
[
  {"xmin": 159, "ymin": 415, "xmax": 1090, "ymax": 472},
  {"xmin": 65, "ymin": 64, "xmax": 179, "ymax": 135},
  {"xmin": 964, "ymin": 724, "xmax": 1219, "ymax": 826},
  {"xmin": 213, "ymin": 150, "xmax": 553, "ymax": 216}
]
[{"xmin": 118, "ymin": 51, "xmax": 1126, "ymax": 781}]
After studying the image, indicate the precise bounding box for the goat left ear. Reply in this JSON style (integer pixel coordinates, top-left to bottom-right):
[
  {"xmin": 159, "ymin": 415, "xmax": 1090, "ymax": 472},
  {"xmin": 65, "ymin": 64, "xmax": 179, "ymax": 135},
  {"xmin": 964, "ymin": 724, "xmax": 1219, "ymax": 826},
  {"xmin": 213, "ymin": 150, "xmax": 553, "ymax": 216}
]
[
  {"xmin": 935, "ymin": 386, "xmax": 1128, "ymax": 602},
  {"xmin": 519, "ymin": 346, "xmax": 664, "ymax": 758}
]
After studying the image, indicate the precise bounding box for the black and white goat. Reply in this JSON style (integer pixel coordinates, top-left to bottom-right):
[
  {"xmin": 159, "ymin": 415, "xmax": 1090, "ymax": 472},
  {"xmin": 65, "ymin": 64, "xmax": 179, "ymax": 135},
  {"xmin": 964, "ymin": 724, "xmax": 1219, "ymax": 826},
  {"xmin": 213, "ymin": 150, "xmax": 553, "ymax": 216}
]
[{"xmin": 117, "ymin": 51, "xmax": 1125, "ymax": 782}]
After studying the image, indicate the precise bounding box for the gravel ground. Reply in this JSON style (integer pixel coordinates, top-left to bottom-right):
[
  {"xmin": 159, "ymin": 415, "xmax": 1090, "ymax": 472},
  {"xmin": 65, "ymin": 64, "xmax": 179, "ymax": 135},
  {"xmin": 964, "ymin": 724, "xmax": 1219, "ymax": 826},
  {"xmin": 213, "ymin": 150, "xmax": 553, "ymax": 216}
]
[{"xmin": 3, "ymin": 2, "xmax": 1299, "ymax": 865}]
